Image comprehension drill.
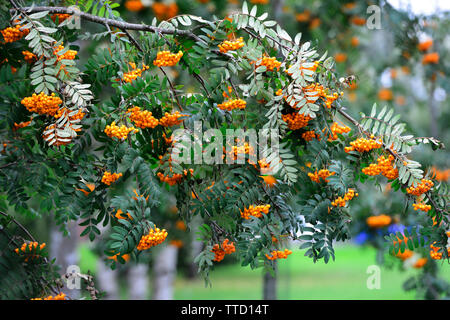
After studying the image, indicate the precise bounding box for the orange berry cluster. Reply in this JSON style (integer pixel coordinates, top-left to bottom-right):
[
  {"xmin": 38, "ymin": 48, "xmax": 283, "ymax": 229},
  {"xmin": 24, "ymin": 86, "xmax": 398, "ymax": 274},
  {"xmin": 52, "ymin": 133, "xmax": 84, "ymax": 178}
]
[
  {"xmin": 13, "ymin": 120, "xmax": 32, "ymax": 131},
  {"xmin": 362, "ymin": 155, "xmax": 398, "ymax": 180},
  {"xmin": 218, "ymin": 37, "xmax": 245, "ymax": 53},
  {"xmin": 422, "ymin": 52, "xmax": 439, "ymax": 65},
  {"xmin": 22, "ymin": 50, "xmax": 37, "ymax": 63},
  {"xmin": 429, "ymin": 242, "xmax": 448, "ymax": 260},
  {"xmin": 1, "ymin": 24, "xmax": 29, "ymax": 43},
  {"xmin": 101, "ymin": 171, "xmax": 123, "ymax": 185},
  {"xmin": 406, "ymin": 179, "xmax": 434, "ymax": 196},
  {"xmin": 266, "ymin": 249, "xmax": 292, "ymax": 260},
  {"xmin": 159, "ymin": 111, "xmax": 187, "ymax": 127},
  {"xmin": 395, "ymin": 249, "xmax": 413, "ymax": 261},
  {"xmin": 21, "ymin": 92, "xmax": 62, "ymax": 116},
  {"xmin": 302, "ymin": 130, "xmax": 318, "ymax": 142},
  {"xmin": 122, "ymin": 62, "xmax": 149, "ymax": 83},
  {"xmin": 327, "ymin": 122, "xmax": 351, "ymax": 141},
  {"xmin": 412, "ymin": 201, "xmax": 431, "ymax": 212},
  {"xmin": 413, "ymin": 257, "xmax": 428, "ymax": 268},
  {"xmin": 151, "ymin": 2, "xmax": 178, "ymax": 20},
  {"xmin": 431, "ymin": 167, "xmax": 450, "ymax": 182},
  {"xmin": 127, "ymin": 106, "xmax": 159, "ymax": 129},
  {"xmin": 344, "ymin": 137, "xmax": 382, "ymax": 153},
  {"xmin": 211, "ymin": 239, "xmax": 236, "ymax": 262},
  {"xmin": 137, "ymin": 227, "xmax": 168, "ymax": 251},
  {"xmin": 222, "ymin": 86, "xmax": 233, "ymax": 99},
  {"xmin": 157, "ymin": 168, "xmax": 193, "ymax": 186},
  {"xmin": 53, "ymin": 45, "xmax": 77, "ymax": 61},
  {"xmin": 15, "ymin": 241, "xmax": 46, "ymax": 262},
  {"xmin": 331, "ymin": 188, "xmax": 358, "ymax": 207},
  {"xmin": 256, "ymin": 56, "xmax": 281, "ymax": 72},
  {"xmin": 125, "ymin": 0, "xmax": 145, "ymax": 12},
  {"xmin": 217, "ymin": 98, "xmax": 246, "ymax": 111},
  {"xmin": 51, "ymin": 14, "xmax": 72, "ymax": 23},
  {"xmin": 175, "ymin": 220, "xmax": 187, "ymax": 231},
  {"xmin": 31, "ymin": 293, "xmax": 67, "ymax": 300},
  {"xmin": 115, "ymin": 209, "xmax": 132, "ymax": 220},
  {"xmin": 282, "ymin": 113, "xmax": 311, "ymax": 130},
  {"xmin": 302, "ymin": 83, "xmax": 341, "ymax": 108},
  {"xmin": 153, "ymin": 50, "xmax": 183, "ymax": 67},
  {"xmin": 308, "ymin": 169, "xmax": 335, "ymax": 183},
  {"xmin": 104, "ymin": 121, "xmax": 139, "ymax": 140},
  {"xmin": 240, "ymin": 204, "xmax": 270, "ymax": 220},
  {"xmin": 366, "ymin": 214, "xmax": 392, "ymax": 228},
  {"xmin": 232, "ymin": 141, "xmax": 255, "ymax": 157}
]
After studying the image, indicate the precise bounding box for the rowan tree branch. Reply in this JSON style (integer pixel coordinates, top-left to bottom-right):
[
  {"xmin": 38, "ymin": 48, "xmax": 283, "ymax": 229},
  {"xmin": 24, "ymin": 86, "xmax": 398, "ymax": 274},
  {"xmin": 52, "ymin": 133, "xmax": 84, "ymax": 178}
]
[{"xmin": 12, "ymin": 6, "xmax": 203, "ymax": 42}]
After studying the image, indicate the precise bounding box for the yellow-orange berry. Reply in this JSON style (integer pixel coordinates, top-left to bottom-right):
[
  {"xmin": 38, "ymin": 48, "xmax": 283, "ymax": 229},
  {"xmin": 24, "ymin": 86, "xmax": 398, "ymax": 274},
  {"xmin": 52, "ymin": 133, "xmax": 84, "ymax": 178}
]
[
  {"xmin": 211, "ymin": 239, "xmax": 235, "ymax": 262},
  {"xmin": 218, "ymin": 37, "xmax": 245, "ymax": 53},
  {"xmin": 137, "ymin": 227, "xmax": 168, "ymax": 251},
  {"xmin": 282, "ymin": 113, "xmax": 311, "ymax": 130},
  {"xmin": 308, "ymin": 169, "xmax": 335, "ymax": 183},
  {"xmin": 158, "ymin": 111, "xmax": 188, "ymax": 127},
  {"xmin": 127, "ymin": 106, "xmax": 159, "ymax": 129},
  {"xmin": 104, "ymin": 121, "xmax": 139, "ymax": 140},
  {"xmin": 101, "ymin": 171, "xmax": 122, "ymax": 185},
  {"xmin": 366, "ymin": 214, "xmax": 392, "ymax": 228},
  {"xmin": 1, "ymin": 24, "xmax": 29, "ymax": 43},
  {"xmin": 153, "ymin": 50, "xmax": 183, "ymax": 67},
  {"xmin": 345, "ymin": 137, "xmax": 382, "ymax": 153},
  {"xmin": 240, "ymin": 204, "xmax": 270, "ymax": 220},
  {"xmin": 122, "ymin": 62, "xmax": 149, "ymax": 83},
  {"xmin": 21, "ymin": 92, "xmax": 62, "ymax": 116},
  {"xmin": 217, "ymin": 98, "xmax": 246, "ymax": 111},
  {"xmin": 265, "ymin": 249, "xmax": 292, "ymax": 260},
  {"xmin": 406, "ymin": 179, "xmax": 434, "ymax": 196},
  {"xmin": 331, "ymin": 188, "xmax": 358, "ymax": 207}
]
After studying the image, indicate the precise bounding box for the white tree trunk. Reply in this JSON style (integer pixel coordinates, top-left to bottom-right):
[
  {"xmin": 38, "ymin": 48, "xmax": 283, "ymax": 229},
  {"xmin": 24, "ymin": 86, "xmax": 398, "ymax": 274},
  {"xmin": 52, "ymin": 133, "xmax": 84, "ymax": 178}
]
[
  {"xmin": 96, "ymin": 260, "xmax": 119, "ymax": 300},
  {"xmin": 50, "ymin": 221, "xmax": 80, "ymax": 298},
  {"xmin": 151, "ymin": 245, "xmax": 178, "ymax": 300},
  {"xmin": 127, "ymin": 263, "xmax": 149, "ymax": 299}
]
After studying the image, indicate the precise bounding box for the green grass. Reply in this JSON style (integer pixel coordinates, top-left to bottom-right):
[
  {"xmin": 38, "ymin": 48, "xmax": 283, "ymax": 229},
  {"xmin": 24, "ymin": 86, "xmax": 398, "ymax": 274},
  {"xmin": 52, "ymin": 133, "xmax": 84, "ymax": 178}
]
[
  {"xmin": 78, "ymin": 243, "xmax": 450, "ymax": 300},
  {"xmin": 174, "ymin": 245, "xmax": 441, "ymax": 300}
]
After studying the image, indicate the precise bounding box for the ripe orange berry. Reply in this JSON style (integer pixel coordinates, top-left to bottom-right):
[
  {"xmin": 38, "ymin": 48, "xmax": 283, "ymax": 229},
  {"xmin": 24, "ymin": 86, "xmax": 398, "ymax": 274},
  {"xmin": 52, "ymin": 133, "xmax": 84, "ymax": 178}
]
[
  {"xmin": 104, "ymin": 121, "xmax": 139, "ymax": 140},
  {"xmin": 217, "ymin": 98, "xmax": 246, "ymax": 111},
  {"xmin": 406, "ymin": 179, "xmax": 434, "ymax": 196},
  {"xmin": 101, "ymin": 171, "xmax": 123, "ymax": 185},
  {"xmin": 158, "ymin": 111, "xmax": 188, "ymax": 127},
  {"xmin": 137, "ymin": 227, "xmax": 168, "ymax": 251},
  {"xmin": 127, "ymin": 106, "xmax": 159, "ymax": 129},
  {"xmin": 282, "ymin": 113, "xmax": 311, "ymax": 130},
  {"xmin": 240, "ymin": 204, "xmax": 270, "ymax": 220},
  {"xmin": 211, "ymin": 239, "xmax": 235, "ymax": 262},
  {"xmin": 153, "ymin": 50, "xmax": 183, "ymax": 67},
  {"xmin": 366, "ymin": 214, "xmax": 392, "ymax": 228},
  {"xmin": 121, "ymin": 62, "xmax": 149, "ymax": 83},
  {"xmin": 218, "ymin": 37, "xmax": 245, "ymax": 53},
  {"xmin": 21, "ymin": 92, "xmax": 62, "ymax": 116},
  {"xmin": 308, "ymin": 169, "xmax": 335, "ymax": 183},
  {"xmin": 266, "ymin": 249, "xmax": 292, "ymax": 260},
  {"xmin": 1, "ymin": 24, "xmax": 29, "ymax": 43}
]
